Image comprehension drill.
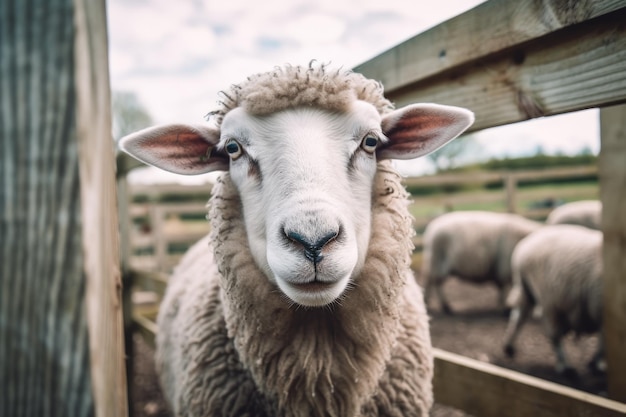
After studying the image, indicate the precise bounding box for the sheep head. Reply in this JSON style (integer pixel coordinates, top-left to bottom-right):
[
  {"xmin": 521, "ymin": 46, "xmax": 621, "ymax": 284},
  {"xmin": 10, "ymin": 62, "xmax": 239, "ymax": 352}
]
[{"xmin": 120, "ymin": 67, "xmax": 473, "ymax": 308}]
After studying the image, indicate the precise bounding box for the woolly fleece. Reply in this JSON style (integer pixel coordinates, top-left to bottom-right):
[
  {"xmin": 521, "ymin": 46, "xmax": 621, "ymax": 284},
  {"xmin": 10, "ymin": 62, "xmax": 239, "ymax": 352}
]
[
  {"xmin": 207, "ymin": 61, "xmax": 394, "ymax": 124},
  {"xmin": 156, "ymin": 165, "xmax": 433, "ymax": 417},
  {"xmin": 421, "ymin": 211, "xmax": 542, "ymax": 311}
]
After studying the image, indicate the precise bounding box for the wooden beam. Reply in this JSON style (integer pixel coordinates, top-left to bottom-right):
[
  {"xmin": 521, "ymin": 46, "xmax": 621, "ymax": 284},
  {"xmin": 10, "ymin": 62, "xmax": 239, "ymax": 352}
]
[
  {"xmin": 433, "ymin": 349, "xmax": 626, "ymax": 417},
  {"xmin": 73, "ymin": 0, "xmax": 128, "ymax": 415},
  {"xmin": 354, "ymin": 0, "xmax": 626, "ymax": 94},
  {"xmin": 356, "ymin": 6, "xmax": 626, "ymax": 132},
  {"xmin": 599, "ymin": 104, "xmax": 626, "ymax": 402},
  {"xmin": 404, "ymin": 165, "xmax": 597, "ymax": 187}
]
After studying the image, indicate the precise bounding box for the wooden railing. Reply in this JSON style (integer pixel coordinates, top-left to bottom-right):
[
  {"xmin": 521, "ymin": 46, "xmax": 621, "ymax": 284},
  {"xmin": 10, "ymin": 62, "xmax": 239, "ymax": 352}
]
[{"xmin": 356, "ymin": 0, "xmax": 626, "ymax": 413}]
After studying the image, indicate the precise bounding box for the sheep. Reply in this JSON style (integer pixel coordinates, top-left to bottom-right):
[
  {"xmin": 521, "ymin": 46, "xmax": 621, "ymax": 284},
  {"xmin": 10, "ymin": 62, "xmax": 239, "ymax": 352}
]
[
  {"xmin": 421, "ymin": 211, "xmax": 542, "ymax": 314},
  {"xmin": 545, "ymin": 199, "xmax": 602, "ymax": 230},
  {"xmin": 502, "ymin": 224, "xmax": 604, "ymax": 377},
  {"xmin": 120, "ymin": 62, "xmax": 474, "ymax": 417}
]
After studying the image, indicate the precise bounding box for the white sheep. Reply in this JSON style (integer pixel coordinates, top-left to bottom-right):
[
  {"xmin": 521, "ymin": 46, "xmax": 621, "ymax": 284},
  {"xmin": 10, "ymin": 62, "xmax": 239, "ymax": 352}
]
[
  {"xmin": 421, "ymin": 211, "xmax": 542, "ymax": 314},
  {"xmin": 120, "ymin": 62, "xmax": 474, "ymax": 417},
  {"xmin": 502, "ymin": 224, "xmax": 604, "ymax": 377},
  {"xmin": 545, "ymin": 199, "xmax": 602, "ymax": 230}
]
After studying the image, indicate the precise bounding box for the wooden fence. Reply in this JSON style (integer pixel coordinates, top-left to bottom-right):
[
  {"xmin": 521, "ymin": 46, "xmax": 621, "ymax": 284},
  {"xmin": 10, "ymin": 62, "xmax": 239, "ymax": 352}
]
[
  {"xmin": 123, "ymin": 1, "xmax": 626, "ymax": 416},
  {"xmin": 356, "ymin": 0, "xmax": 626, "ymax": 413}
]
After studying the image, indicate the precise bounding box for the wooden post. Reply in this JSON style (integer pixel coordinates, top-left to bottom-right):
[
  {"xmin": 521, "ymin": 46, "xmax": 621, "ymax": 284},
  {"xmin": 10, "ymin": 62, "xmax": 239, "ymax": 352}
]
[
  {"xmin": 504, "ymin": 174, "xmax": 517, "ymax": 213},
  {"xmin": 0, "ymin": 0, "xmax": 128, "ymax": 415},
  {"xmin": 599, "ymin": 104, "xmax": 626, "ymax": 402},
  {"xmin": 150, "ymin": 206, "xmax": 167, "ymax": 272},
  {"xmin": 117, "ymin": 156, "xmax": 138, "ymax": 415},
  {"xmin": 74, "ymin": 0, "xmax": 129, "ymax": 415}
]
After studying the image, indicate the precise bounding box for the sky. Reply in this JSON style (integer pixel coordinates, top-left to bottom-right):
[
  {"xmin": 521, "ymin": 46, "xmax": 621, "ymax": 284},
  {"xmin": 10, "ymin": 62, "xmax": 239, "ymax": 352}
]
[{"xmin": 106, "ymin": 0, "xmax": 600, "ymax": 183}]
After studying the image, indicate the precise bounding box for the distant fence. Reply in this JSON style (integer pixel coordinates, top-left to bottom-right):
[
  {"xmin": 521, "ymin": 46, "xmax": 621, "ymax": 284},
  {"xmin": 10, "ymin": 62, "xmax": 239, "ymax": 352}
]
[
  {"xmin": 126, "ymin": 182, "xmax": 212, "ymax": 273},
  {"xmin": 127, "ymin": 165, "xmax": 597, "ymax": 271},
  {"xmin": 408, "ymin": 164, "xmax": 598, "ymax": 230}
]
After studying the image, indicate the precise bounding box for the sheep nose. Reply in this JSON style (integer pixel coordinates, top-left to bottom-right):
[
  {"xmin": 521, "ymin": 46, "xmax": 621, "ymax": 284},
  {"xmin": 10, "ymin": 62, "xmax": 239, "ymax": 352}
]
[{"xmin": 286, "ymin": 230, "xmax": 338, "ymax": 264}]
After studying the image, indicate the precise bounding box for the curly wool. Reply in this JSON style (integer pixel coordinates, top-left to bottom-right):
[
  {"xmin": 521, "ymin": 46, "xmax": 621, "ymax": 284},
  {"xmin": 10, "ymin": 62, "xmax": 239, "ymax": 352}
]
[
  {"xmin": 207, "ymin": 61, "xmax": 394, "ymax": 125},
  {"xmin": 155, "ymin": 161, "xmax": 434, "ymax": 417}
]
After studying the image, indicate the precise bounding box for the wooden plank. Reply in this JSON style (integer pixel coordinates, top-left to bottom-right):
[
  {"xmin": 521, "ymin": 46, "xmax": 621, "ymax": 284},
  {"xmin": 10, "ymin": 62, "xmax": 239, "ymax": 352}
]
[
  {"xmin": 354, "ymin": 0, "xmax": 626, "ymax": 93},
  {"xmin": 433, "ymin": 349, "xmax": 626, "ymax": 417},
  {"xmin": 129, "ymin": 182, "xmax": 213, "ymax": 198},
  {"xmin": 73, "ymin": 0, "xmax": 128, "ymax": 415},
  {"xmin": 599, "ymin": 104, "xmax": 626, "ymax": 402},
  {"xmin": 130, "ymin": 202, "xmax": 208, "ymax": 217},
  {"xmin": 132, "ymin": 312, "xmax": 158, "ymax": 350},
  {"xmin": 358, "ymin": 8, "xmax": 626, "ymax": 132},
  {"xmin": 404, "ymin": 165, "xmax": 596, "ymax": 187},
  {"xmin": 132, "ymin": 270, "xmax": 169, "ymax": 296}
]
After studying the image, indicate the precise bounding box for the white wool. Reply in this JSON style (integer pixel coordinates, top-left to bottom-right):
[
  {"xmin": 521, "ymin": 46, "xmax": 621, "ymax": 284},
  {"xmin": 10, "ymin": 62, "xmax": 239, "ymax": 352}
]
[
  {"xmin": 421, "ymin": 211, "xmax": 541, "ymax": 313},
  {"xmin": 503, "ymin": 224, "xmax": 604, "ymax": 374},
  {"xmin": 546, "ymin": 200, "xmax": 601, "ymax": 230}
]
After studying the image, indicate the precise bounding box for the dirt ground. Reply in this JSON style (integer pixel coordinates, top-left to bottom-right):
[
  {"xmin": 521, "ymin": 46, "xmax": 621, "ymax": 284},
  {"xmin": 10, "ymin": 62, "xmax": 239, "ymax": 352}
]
[{"xmin": 130, "ymin": 277, "xmax": 606, "ymax": 417}]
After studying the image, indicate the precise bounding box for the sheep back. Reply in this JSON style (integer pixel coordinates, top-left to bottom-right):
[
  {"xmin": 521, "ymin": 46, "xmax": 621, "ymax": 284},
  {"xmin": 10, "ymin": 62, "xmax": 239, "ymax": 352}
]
[
  {"xmin": 546, "ymin": 200, "xmax": 602, "ymax": 230},
  {"xmin": 155, "ymin": 160, "xmax": 433, "ymax": 417},
  {"xmin": 422, "ymin": 211, "xmax": 541, "ymax": 286},
  {"xmin": 510, "ymin": 224, "xmax": 603, "ymax": 336}
]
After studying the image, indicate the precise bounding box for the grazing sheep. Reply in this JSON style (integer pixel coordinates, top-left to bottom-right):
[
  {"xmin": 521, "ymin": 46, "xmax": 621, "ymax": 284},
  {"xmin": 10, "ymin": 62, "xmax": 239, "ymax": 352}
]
[
  {"xmin": 421, "ymin": 211, "xmax": 541, "ymax": 314},
  {"xmin": 503, "ymin": 224, "xmax": 604, "ymax": 377},
  {"xmin": 545, "ymin": 199, "xmax": 601, "ymax": 230},
  {"xmin": 120, "ymin": 62, "xmax": 474, "ymax": 417}
]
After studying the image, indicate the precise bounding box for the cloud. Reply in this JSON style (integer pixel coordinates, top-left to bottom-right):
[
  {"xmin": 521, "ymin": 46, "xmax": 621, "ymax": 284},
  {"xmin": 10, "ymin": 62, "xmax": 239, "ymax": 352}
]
[
  {"xmin": 284, "ymin": 13, "xmax": 347, "ymax": 45},
  {"xmin": 108, "ymin": 0, "xmax": 488, "ymax": 125},
  {"xmin": 107, "ymin": 0, "xmax": 600, "ymax": 180}
]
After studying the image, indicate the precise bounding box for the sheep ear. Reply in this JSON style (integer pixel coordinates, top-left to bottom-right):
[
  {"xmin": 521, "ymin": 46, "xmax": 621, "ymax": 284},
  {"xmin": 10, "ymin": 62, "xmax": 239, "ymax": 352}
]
[
  {"xmin": 378, "ymin": 103, "xmax": 474, "ymax": 160},
  {"xmin": 119, "ymin": 124, "xmax": 229, "ymax": 175}
]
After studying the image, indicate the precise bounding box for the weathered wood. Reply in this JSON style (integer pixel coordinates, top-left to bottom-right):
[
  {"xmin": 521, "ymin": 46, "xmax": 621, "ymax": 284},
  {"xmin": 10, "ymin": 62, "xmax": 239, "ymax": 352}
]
[
  {"xmin": 403, "ymin": 165, "xmax": 597, "ymax": 187},
  {"xmin": 433, "ymin": 349, "xmax": 626, "ymax": 417},
  {"xmin": 356, "ymin": 5, "xmax": 626, "ymax": 132},
  {"xmin": 129, "ymin": 182, "xmax": 213, "ymax": 199},
  {"xmin": 73, "ymin": 0, "xmax": 128, "ymax": 415},
  {"xmin": 355, "ymin": 0, "xmax": 626, "ymax": 94},
  {"xmin": 599, "ymin": 104, "xmax": 626, "ymax": 402},
  {"xmin": 150, "ymin": 206, "xmax": 168, "ymax": 272},
  {"xmin": 132, "ymin": 312, "xmax": 158, "ymax": 350},
  {"xmin": 132, "ymin": 270, "xmax": 169, "ymax": 296},
  {"xmin": 0, "ymin": 0, "xmax": 93, "ymax": 415}
]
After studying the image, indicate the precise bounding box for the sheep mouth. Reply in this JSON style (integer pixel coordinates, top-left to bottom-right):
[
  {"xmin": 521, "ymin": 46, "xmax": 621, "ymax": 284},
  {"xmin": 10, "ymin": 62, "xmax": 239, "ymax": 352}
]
[
  {"xmin": 289, "ymin": 281, "xmax": 335, "ymax": 292},
  {"xmin": 280, "ymin": 279, "xmax": 348, "ymax": 307}
]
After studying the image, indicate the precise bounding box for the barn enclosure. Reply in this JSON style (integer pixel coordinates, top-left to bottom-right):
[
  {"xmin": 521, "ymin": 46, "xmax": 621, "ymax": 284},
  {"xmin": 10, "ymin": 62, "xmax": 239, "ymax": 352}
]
[{"xmin": 1, "ymin": 0, "xmax": 625, "ymax": 416}]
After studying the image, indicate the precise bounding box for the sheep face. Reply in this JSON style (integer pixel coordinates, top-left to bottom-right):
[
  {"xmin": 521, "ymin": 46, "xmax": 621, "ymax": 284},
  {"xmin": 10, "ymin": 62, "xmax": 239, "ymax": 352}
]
[
  {"xmin": 220, "ymin": 102, "xmax": 380, "ymax": 307},
  {"xmin": 120, "ymin": 100, "xmax": 473, "ymax": 307}
]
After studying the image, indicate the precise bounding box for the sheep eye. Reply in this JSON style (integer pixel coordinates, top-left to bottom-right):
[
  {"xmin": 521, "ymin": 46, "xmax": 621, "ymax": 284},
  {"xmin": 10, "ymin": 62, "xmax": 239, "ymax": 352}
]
[
  {"xmin": 361, "ymin": 135, "xmax": 378, "ymax": 154},
  {"xmin": 225, "ymin": 140, "xmax": 243, "ymax": 160}
]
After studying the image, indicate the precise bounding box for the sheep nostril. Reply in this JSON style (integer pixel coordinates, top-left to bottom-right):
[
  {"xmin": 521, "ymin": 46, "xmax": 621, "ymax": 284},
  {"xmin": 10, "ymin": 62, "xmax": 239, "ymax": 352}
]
[{"xmin": 286, "ymin": 230, "xmax": 339, "ymax": 264}]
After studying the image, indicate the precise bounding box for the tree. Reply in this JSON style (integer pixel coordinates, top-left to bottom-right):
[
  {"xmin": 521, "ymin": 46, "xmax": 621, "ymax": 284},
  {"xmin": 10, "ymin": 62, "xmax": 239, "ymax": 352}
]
[
  {"xmin": 426, "ymin": 134, "xmax": 481, "ymax": 172},
  {"xmin": 112, "ymin": 91, "xmax": 153, "ymax": 140}
]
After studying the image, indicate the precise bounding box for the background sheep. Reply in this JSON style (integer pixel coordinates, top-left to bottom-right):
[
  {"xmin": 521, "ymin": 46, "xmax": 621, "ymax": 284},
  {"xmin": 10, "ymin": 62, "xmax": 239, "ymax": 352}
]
[
  {"xmin": 502, "ymin": 224, "xmax": 604, "ymax": 378},
  {"xmin": 545, "ymin": 199, "xmax": 601, "ymax": 230},
  {"xmin": 421, "ymin": 211, "xmax": 541, "ymax": 314},
  {"xmin": 120, "ymin": 62, "xmax": 473, "ymax": 417}
]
